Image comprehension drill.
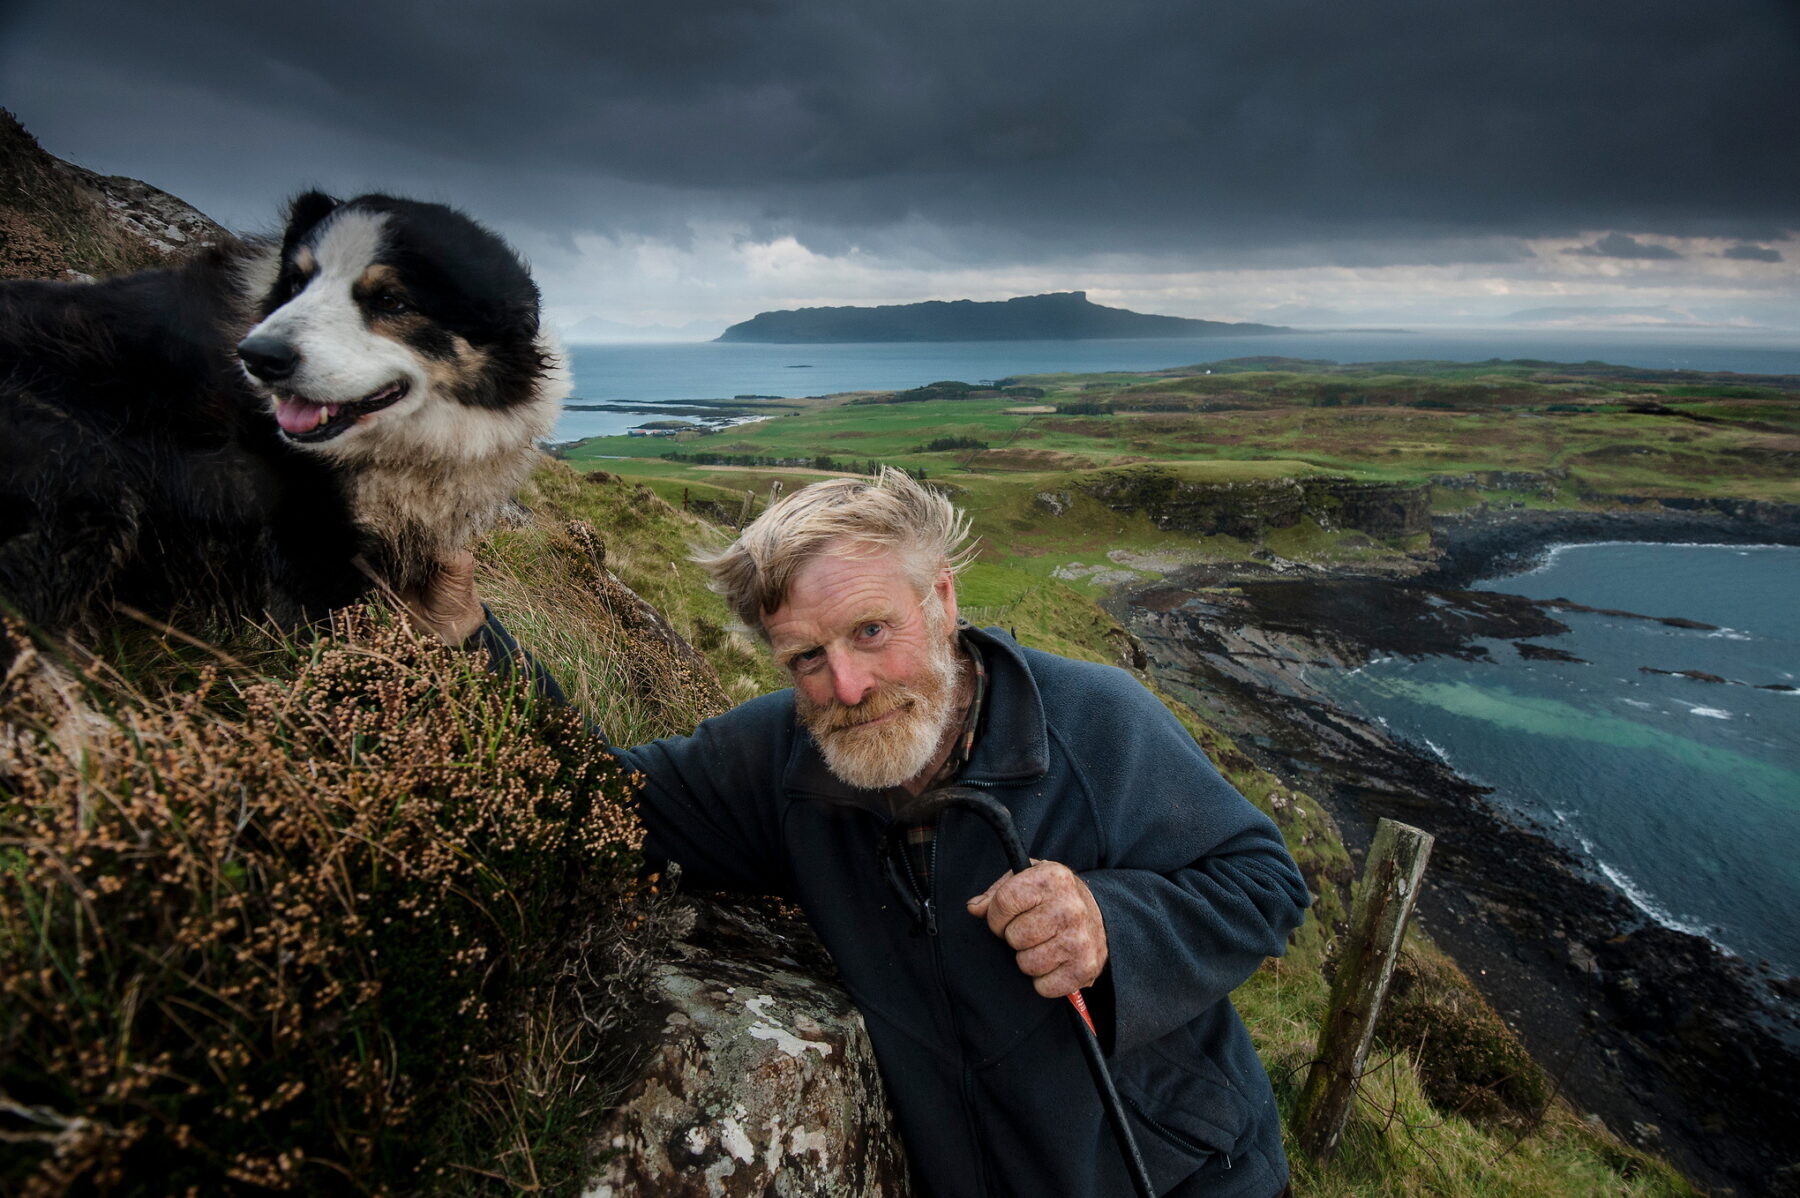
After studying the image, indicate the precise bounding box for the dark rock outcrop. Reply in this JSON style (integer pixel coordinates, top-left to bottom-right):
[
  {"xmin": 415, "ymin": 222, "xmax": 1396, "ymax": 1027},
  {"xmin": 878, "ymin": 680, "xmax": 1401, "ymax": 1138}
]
[
  {"xmin": 1428, "ymin": 469, "xmax": 1566, "ymax": 499},
  {"xmin": 1423, "ymin": 500, "xmax": 1800, "ymax": 586}
]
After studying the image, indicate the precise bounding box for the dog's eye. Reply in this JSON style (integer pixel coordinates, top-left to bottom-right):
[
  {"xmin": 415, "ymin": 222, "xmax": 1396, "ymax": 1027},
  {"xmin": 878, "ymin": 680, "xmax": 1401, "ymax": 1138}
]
[{"xmin": 370, "ymin": 292, "xmax": 410, "ymax": 315}]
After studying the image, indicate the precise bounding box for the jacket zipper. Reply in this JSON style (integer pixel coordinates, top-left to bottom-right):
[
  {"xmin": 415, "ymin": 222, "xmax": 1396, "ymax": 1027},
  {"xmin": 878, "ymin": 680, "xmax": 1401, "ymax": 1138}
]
[
  {"xmin": 922, "ymin": 834, "xmax": 940, "ymax": 936},
  {"xmin": 920, "ymin": 824, "xmax": 991, "ymax": 1198},
  {"xmin": 897, "ymin": 828, "xmax": 940, "ymax": 936}
]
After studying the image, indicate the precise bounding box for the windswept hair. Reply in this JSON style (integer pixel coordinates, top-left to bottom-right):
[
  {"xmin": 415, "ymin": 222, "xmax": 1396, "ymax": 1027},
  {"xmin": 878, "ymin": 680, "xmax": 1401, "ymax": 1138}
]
[{"xmin": 697, "ymin": 467, "xmax": 975, "ymax": 638}]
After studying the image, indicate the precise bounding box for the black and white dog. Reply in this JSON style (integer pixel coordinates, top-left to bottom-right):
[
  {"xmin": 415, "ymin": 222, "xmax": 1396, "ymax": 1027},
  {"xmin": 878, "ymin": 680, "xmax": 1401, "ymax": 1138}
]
[{"xmin": 0, "ymin": 191, "xmax": 567, "ymax": 663}]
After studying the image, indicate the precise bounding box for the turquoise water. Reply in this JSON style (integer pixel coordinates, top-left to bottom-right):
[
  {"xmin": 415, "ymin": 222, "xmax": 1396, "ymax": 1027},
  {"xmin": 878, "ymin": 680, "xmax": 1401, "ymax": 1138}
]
[
  {"xmin": 1316, "ymin": 544, "xmax": 1800, "ymax": 971},
  {"xmin": 551, "ymin": 331, "xmax": 1800, "ymax": 441}
]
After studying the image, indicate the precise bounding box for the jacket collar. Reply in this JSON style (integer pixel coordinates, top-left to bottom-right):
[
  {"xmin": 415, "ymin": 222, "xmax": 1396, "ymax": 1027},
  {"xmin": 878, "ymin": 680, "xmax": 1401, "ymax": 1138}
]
[{"xmin": 781, "ymin": 624, "xmax": 1050, "ymax": 804}]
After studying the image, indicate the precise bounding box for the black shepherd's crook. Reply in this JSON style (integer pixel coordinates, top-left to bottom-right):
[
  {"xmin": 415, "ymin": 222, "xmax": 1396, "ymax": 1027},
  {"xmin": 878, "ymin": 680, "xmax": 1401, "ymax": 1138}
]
[{"xmin": 884, "ymin": 786, "xmax": 1157, "ymax": 1198}]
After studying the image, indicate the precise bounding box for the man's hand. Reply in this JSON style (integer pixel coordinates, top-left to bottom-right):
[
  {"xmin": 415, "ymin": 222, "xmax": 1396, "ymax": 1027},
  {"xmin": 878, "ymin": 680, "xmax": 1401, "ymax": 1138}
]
[
  {"xmin": 966, "ymin": 860, "xmax": 1108, "ymax": 998},
  {"xmin": 396, "ymin": 551, "xmax": 486, "ymax": 645}
]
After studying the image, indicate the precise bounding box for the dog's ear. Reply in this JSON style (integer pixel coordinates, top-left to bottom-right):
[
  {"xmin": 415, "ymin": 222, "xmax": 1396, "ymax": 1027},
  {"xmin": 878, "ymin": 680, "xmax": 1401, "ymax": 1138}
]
[{"xmin": 284, "ymin": 191, "xmax": 340, "ymax": 238}]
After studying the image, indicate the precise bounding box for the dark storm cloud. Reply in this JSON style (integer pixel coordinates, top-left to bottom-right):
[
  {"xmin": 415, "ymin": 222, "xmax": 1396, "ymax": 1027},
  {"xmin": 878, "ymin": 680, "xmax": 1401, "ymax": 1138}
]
[
  {"xmin": 3, "ymin": 0, "xmax": 1797, "ymax": 265},
  {"xmin": 1565, "ymin": 232, "xmax": 1685, "ymax": 260},
  {"xmin": 1722, "ymin": 244, "xmax": 1783, "ymax": 263}
]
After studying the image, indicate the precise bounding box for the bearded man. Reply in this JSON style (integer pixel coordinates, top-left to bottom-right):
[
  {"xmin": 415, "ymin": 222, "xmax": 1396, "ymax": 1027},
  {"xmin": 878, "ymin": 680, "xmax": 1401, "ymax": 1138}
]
[{"xmin": 609, "ymin": 468, "xmax": 1310, "ymax": 1198}]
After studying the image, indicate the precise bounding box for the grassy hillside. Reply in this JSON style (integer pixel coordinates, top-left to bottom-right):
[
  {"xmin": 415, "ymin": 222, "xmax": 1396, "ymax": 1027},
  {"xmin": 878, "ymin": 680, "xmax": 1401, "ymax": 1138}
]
[
  {"xmin": 554, "ymin": 360, "xmax": 1795, "ymax": 643},
  {"xmin": 545, "ymin": 349, "xmax": 1789, "ymax": 1196},
  {"xmin": 531, "ymin": 461, "xmax": 1693, "ymax": 1197},
  {"xmin": 2, "ymin": 457, "xmax": 1700, "ymax": 1195}
]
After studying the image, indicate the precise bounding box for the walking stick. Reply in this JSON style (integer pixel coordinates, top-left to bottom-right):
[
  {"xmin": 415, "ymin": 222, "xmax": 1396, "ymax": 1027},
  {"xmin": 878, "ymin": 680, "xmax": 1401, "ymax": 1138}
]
[{"xmin": 888, "ymin": 786, "xmax": 1158, "ymax": 1198}]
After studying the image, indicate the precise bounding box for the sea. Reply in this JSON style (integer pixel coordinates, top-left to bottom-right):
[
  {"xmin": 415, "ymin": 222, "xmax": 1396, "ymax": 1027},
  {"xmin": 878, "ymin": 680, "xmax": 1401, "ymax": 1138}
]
[
  {"xmin": 550, "ymin": 328, "xmax": 1800, "ymax": 442},
  {"xmin": 1314, "ymin": 543, "xmax": 1800, "ymax": 975}
]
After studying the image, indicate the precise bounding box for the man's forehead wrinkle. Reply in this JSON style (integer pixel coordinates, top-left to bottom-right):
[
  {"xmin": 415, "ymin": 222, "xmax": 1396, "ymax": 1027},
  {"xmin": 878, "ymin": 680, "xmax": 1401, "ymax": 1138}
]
[{"xmin": 770, "ymin": 601, "xmax": 900, "ymax": 653}]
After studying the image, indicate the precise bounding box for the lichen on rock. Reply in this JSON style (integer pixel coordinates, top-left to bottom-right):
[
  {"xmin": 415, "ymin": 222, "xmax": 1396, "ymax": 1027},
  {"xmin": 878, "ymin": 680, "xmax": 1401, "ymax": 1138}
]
[{"xmin": 585, "ymin": 899, "xmax": 910, "ymax": 1198}]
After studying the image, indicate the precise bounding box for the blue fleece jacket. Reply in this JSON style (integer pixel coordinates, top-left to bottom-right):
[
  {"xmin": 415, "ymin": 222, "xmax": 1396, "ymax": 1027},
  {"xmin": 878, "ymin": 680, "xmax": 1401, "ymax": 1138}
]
[{"xmin": 621, "ymin": 626, "xmax": 1310, "ymax": 1198}]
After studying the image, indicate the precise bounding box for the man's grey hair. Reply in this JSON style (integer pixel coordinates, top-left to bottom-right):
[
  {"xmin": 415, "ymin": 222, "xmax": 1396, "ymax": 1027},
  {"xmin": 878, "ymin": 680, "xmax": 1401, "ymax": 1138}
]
[{"xmin": 697, "ymin": 467, "xmax": 976, "ymax": 639}]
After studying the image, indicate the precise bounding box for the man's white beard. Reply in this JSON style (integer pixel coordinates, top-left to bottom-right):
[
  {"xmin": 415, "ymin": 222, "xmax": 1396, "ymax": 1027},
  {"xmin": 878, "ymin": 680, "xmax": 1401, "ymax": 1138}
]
[{"xmin": 795, "ymin": 613, "xmax": 962, "ymax": 791}]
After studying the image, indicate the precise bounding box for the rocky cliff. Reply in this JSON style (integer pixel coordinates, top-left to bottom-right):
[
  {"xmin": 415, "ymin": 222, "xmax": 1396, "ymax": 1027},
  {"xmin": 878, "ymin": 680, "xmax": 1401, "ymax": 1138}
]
[
  {"xmin": 0, "ymin": 109, "xmax": 227, "ymax": 281},
  {"xmin": 1077, "ymin": 466, "xmax": 1433, "ymax": 541}
]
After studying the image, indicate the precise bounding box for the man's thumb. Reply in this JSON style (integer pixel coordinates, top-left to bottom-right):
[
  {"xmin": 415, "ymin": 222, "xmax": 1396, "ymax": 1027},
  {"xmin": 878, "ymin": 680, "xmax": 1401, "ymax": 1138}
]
[{"xmin": 966, "ymin": 871, "xmax": 1011, "ymax": 916}]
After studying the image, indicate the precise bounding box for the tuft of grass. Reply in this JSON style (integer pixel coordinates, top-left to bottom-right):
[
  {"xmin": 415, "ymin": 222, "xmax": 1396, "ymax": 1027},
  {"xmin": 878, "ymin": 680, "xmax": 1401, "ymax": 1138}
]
[{"xmin": 501, "ymin": 461, "xmax": 783, "ymax": 717}]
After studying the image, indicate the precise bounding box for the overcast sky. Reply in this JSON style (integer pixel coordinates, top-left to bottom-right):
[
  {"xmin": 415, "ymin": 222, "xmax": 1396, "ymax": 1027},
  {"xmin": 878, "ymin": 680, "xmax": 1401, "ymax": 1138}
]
[{"xmin": 4, "ymin": 0, "xmax": 1797, "ymax": 335}]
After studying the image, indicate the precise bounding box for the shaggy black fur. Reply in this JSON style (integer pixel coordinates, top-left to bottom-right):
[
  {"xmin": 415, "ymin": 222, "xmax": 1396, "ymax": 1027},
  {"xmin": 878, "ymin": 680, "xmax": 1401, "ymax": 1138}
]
[
  {"xmin": 0, "ymin": 193, "xmax": 546, "ymax": 664},
  {"xmin": 0, "ymin": 247, "xmax": 366, "ymax": 657}
]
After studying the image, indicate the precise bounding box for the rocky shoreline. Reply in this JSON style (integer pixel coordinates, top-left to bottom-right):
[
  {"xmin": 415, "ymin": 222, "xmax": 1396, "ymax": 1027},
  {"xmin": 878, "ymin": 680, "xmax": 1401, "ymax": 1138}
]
[
  {"xmin": 1116, "ymin": 503, "xmax": 1800, "ymax": 1198},
  {"xmin": 1423, "ymin": 497, "xmax": 1800, "ymax": 587}
]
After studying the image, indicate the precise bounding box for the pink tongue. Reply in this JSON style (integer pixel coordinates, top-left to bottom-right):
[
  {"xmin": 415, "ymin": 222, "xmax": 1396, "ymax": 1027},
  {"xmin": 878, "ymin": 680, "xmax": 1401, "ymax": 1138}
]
[{"xmin": 275, "ymin": 397, "xmax": 325, "ymax": 434}]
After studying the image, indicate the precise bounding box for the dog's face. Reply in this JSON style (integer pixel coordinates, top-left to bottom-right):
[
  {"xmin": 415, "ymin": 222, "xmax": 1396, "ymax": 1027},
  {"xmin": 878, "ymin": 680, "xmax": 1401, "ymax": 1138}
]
[{"xmin": 237, "ymin": 193, "xmax": 563, "ymax": 463}]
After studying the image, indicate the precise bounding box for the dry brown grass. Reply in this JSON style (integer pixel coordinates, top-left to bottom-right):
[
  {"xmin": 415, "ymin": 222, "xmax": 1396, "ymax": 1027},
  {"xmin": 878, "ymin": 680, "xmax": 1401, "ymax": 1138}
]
[{"xmin": 0, "ymin": 608, "xmax": 644, "ymax": 1194}]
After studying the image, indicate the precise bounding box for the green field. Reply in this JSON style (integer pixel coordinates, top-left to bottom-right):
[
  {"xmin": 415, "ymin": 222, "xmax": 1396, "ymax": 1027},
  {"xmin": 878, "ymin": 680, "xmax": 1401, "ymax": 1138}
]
[{"xmin": 559, "ymin": 357, "xmax": 1799, "ymax": 598}]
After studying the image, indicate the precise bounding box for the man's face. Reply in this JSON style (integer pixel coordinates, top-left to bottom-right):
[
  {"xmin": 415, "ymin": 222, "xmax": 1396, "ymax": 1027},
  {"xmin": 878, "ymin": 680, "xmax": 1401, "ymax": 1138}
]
[{"xmin": 764, "ymin": 543, "xmax": 962, "ymax": 790}]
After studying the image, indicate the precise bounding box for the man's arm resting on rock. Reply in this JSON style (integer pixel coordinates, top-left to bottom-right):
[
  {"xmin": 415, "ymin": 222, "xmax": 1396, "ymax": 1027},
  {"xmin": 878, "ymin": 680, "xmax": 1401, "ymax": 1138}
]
[
  {"xmin": 616, "ymin": 706, "xmax": 795, "ymax": 897},
  {"xmin": 404, "ymin": 552, "xmax": 789, "ymax": 897},
  {"xmin": 397, "ymin": 551, "xmax": 568, "ymax": 704}
]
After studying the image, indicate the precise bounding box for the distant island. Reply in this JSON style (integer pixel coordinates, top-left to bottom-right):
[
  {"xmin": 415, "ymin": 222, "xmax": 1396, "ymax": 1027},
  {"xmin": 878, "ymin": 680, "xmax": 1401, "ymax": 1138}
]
[{"xmin": 715, "ymin": 291, "xmax": 1293, "ymax": 343}]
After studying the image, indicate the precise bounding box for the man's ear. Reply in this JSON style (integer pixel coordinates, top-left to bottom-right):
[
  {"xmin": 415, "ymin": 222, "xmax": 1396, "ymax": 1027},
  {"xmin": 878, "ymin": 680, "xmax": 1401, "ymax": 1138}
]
[{"xmin": 937, "ymin": 568, "xmax": 959, "ymax": 629}]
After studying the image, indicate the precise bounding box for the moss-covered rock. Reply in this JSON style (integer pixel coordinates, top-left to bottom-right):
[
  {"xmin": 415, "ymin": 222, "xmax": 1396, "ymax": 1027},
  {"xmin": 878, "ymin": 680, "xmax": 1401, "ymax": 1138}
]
[{"xmin": 1373, "ymin": 947, "xmax": 1552, "ymax": 1130}]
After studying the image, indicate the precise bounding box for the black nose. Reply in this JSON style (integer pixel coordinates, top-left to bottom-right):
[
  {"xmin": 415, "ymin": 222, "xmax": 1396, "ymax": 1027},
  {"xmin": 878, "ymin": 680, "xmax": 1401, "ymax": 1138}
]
[{"xmin": 237, "ymin": 335, "xmax": 300, "ymax": 382}]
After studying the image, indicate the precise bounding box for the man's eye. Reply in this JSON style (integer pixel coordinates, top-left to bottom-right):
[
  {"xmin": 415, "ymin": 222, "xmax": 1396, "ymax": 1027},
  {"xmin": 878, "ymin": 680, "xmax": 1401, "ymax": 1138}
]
[
  {"xmin": 857, "ymin": 622, "xmax": 884, "ymax": 640},
  {"xmin": 790, "ymin": 647, "xmax": 823, "ymax": 672}
]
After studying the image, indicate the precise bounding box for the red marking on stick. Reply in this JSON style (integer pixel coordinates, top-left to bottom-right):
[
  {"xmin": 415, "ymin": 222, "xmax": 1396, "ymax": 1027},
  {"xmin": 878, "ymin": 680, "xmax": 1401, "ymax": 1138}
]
[{"xmin": 1067, "ymin": 989, "xmax": 1097, "ymax": 1035}]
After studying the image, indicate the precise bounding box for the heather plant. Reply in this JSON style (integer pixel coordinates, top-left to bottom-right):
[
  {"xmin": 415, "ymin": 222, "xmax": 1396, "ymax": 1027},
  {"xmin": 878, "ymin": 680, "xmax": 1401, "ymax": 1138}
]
[{"xmin": 0, "ymin": 608, "xmax": 644, "ymax": 1194}]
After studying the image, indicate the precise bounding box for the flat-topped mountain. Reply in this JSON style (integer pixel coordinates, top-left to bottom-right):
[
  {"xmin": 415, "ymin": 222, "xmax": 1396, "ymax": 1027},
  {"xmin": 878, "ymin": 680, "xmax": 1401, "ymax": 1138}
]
[{"xmin": 715, "ymin": 290, "xmax": 1293, "ymax": 343}]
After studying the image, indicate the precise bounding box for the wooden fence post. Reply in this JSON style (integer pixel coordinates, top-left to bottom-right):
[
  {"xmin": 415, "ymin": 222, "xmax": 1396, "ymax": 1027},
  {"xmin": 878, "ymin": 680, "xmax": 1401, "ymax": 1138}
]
[{"xmin": 1294, "ymin": 817, "xmax": 1435, "ymax": 1163}]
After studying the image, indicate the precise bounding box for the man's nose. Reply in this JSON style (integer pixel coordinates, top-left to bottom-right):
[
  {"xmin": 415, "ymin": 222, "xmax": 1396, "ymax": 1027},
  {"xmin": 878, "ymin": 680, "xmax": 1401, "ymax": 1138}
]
[{"xmin": 828, "ymin": 653, "xmax": 875, "ymax": 707}]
